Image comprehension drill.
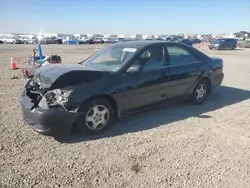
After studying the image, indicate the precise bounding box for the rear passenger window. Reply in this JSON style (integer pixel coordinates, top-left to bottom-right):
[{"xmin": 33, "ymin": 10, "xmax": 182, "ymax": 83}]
[{"xmin": 166, "ymin": 46, "xmax": 199, "ymax": 66}]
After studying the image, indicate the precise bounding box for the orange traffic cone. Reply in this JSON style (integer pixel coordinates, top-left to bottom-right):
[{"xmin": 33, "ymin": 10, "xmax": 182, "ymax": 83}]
[{"xmin": 10, "ymin": 56, "xmax": 17, "ymax": 70}]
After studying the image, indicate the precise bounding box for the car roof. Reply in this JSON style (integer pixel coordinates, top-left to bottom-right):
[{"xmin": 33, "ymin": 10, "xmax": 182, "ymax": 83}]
[
  {"xmin": 219, "ymin": 38, "xmax": 236, "ymax": 40},
  {"xmin": 112, "ymin": 40, "xmax": 177, "ymax": 48}
]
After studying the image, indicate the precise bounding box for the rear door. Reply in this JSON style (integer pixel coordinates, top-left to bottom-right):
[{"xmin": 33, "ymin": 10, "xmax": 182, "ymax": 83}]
[{"xmin": 165, "ymin": 44, "xmax": 202, "ymax": 99}]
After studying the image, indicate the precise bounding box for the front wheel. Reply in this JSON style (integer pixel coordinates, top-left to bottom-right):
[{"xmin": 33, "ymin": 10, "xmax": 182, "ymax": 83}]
[
  {"xmin": 191, "ymin": 80, "xmax": 210, "ymax": 105},
  {"xmin": 76, "ymin": 98, "xmax": 115, "ymax": 134}
]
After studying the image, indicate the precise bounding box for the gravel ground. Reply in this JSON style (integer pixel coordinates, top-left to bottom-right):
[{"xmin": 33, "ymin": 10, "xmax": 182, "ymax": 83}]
[{"xmin": 0, "ymin": 44, "xmax": 249, "ymax": 188}]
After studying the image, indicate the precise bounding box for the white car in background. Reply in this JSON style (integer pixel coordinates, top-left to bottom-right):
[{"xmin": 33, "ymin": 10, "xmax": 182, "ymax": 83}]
[
  {"xmin": 2, "ymin": 36, "xmax": 16, "ymax": 44},
  {"xmin": 102, "ymin": 38, "xmax": 108, "ymax": 43},
  {"xmin": 79, "ymin": 37, "xmax": 88, "ymax": 43}
]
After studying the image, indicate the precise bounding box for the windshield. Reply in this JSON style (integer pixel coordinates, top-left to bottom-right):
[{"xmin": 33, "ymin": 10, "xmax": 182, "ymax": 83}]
[
  {"xmin": 83, "ymin": 45, "xmax": 138, "ymax": 72},
  {"xmin": 212, "ymin": 39, "xmax": 225, "ymax": 44}
]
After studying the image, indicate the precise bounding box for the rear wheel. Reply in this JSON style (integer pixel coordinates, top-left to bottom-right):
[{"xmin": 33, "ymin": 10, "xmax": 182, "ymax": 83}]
[
  {"xmin": 231, "ymin": 45, "xmax": 236, "ymax": 50},
  {"xmin": 191, "ymin": 79, "xmax": 210, "ymax": 105},
  {"xmin": 220, "ymin": 45, "xmax": 224, "ymax": 50},
  {"xmin": 76, "ymin": 98, "xmax": 115, "ymax": 134}
]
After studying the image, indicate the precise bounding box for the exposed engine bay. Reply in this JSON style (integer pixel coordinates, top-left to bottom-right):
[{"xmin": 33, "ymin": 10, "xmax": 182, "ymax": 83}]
[{"xmin": 25, "ymin": 78, "xmax": 72, "ymax": 111}]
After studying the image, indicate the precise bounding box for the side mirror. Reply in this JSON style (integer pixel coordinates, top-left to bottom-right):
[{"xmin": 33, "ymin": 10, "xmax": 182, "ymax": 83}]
[
  {"xmin": 126, "ymin": 57, "xmax": 150, "ymax": 74},
  {"xmin": 127, "ymin": 65, "xmax": 141, "ymax": 74}
]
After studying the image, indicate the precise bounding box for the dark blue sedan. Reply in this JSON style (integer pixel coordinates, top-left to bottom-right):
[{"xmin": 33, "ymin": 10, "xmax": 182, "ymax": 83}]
[{"xmin": 20, "ymin": 41, "xmax": 224, "ymax": 137}]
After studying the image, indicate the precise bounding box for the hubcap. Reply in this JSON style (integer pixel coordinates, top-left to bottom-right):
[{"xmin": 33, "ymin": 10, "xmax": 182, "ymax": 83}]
[
  {"xmin": 195, "ymin": 84, "xmax": 207, "ymax": 101},
  {"xmin": 85, "ymin": 105, "xmax": 109, "ymax": 130}
]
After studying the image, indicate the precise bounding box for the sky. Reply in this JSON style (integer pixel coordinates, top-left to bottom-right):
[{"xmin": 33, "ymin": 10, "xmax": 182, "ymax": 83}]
[{"xmin": 0, "ymin": 0, "xmax": 249, "ymax": 35}]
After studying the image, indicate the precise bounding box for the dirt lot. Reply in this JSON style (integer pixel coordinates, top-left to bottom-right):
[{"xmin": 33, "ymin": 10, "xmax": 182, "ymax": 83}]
[{"xmin": 0, "ymin": 44, "xmax": 250, "ymax": 188}]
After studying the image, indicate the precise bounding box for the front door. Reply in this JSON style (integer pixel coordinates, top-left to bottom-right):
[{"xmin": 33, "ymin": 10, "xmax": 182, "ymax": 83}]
[
  {"xmin": 224, "ymin": 39, "xmax": 231, "ymax": 49},
  {"xmin": 165, "ymin": 44, "xmax": 202, "ymax": 99},
  {"xmin": 117, "ymin": 44, "xmax": 168, "ymax": 114}
]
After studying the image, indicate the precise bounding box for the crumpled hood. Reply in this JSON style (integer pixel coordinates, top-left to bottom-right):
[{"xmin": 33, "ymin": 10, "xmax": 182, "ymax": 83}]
[{"xmin": 33, "ymin": 64, "xmax": 107, "ymax": 89}]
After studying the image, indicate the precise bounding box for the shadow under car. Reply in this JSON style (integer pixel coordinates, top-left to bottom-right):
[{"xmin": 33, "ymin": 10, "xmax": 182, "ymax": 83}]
[{"xmin": 56, "ymin": 86, "xmax": 250, "ymax": 143}]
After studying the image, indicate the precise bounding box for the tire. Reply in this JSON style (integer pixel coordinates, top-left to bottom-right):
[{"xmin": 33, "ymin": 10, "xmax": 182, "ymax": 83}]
[
  {"xmin": 220, "ymin": 45, "xmax": 224, "ymax": 50},
  {"xmin": 231, "ymin": 45, "xmax": 236, "ymax": 50},
  {"xmin": 190, "ymin": 79, "xmax": 210, "ymax": 105},
  {"xmin": 238, "ymin": 44, "xmax": 242, "ymax": 48},
  {"xmin": 76, "ymin": 97, "xmax": 115, "ymax": 134}
]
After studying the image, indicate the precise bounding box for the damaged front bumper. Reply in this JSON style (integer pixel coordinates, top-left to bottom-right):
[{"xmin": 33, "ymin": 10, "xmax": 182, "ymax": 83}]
[{"xmin": 19, "ymin": 88, "xmax": 79, "ymax": 137}]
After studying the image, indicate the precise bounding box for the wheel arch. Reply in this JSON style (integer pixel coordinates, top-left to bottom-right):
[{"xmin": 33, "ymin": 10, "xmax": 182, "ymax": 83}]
[
  {"xmin": 79, "ymin": 94, "xmax": 120, "ymax": 119},
  {"xmin": 196, "ymin": 77, "xmax": 212, "ymax": 93}
]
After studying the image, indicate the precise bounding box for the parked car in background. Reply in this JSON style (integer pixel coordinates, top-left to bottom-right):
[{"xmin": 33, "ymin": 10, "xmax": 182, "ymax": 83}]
[
  {"xmin": 106, "ymin": 38, "xmax": 117, "ymax": 43},
  {"xmin": 88, "ymin": 38, "xmax": 95, "ymax": 44},
  {"xmin": 116, "ymin": 38, "xmax": 125, "ymax": 42},
  {"xmin": 39, "ymin": 37, "xmax": 62, "ymax": 44},
  {"xmin": 39, "ymin": 37, "xmax": 55, "ymax": 44},
  {"xmin": 237, "ymin": 40, "xmax": 250, "ymax": 48},
  {"xmin": 98, "ymin": 38, "xmax": 105, "ymax": 43},
  {"xmin": 102, "ymin": 38, "xmax": 108, "ymax": 43},
  {"xmin": 62, "ymin": 37, "xmax": 69, "ymax": 44},
  {"xmin": 78, "ymin": 37, "xmax": 88, "ymax": 44},
  {"xmin": 13, "ymin": 39, "xmax": 24, "ymax": 44},
  {"xmin": 167, "ymin": 35, "xmax": 184, "ymax": 41},
  {"xmin": 22, "ymin": 37, "xmax": 38, "ymax": 44},
  {"xmin": 177, "ymin": 39, "xmax": 193, "ymax": 46},
  {"xmin": 2, "ymin": 37, "xmax": 16, "ymax": 44},
  {"xmin": 20, "ymin": 41, "xmax": 224, "ymax": 137},
  {"xmin": 91, "ymin": 38, "xmax": 103, "ymax": 44},
  {"xmin": 191, "ymin": 38, "xmax": 202, "ymax": 44},
  {"xmin": 85, "ymin": 37, "xmax": 91, "ymax": 43},
  {"xmin": 55, "ymin": 38, "xmax": 63, "ymax": 44},
  {"xmin": 66, "ymin": 38, "xmax": 84, "ymax": 45},
  {"xmin": 209, "ymin": 38, "xmax": 237, "ymax": 50}
]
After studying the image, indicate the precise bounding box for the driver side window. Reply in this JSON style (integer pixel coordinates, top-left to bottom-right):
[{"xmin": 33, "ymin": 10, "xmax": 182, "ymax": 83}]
[{"xmin": 140, "ymin": 44, "xmax": 165, "ymax": 71}]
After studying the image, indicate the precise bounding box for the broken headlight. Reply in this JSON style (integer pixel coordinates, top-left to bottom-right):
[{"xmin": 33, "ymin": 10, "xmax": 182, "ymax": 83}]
[{"xmin": 38, "ymin": 89, "xmax": 73, "ymax": 109}]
